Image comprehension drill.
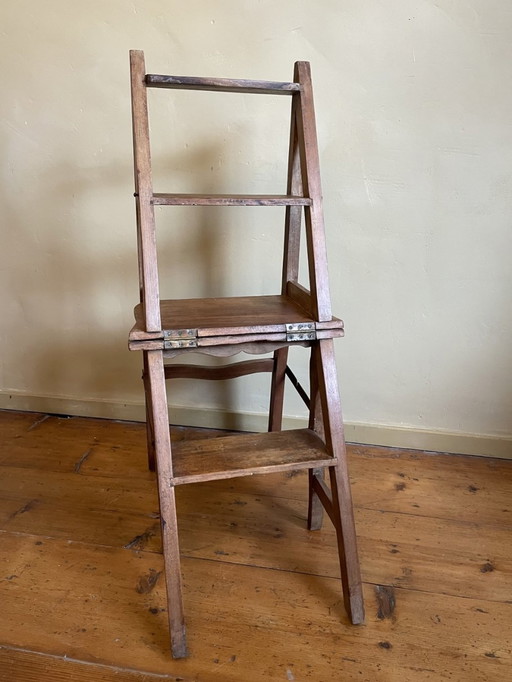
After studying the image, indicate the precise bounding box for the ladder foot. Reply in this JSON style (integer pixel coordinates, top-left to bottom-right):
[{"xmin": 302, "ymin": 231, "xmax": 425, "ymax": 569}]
[
  {"xmin": 346, "ymin": 588, "xmax": 365, "ymax": 625},
  {"xmin": 171, "ymin": 633, "xmax": 189, "ymax": 659}
]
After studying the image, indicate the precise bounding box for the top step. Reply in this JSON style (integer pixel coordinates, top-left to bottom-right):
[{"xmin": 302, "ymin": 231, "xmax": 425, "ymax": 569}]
[{"xmin": 145, "ymin": 74, "xmax": 301, "ymax": 95}]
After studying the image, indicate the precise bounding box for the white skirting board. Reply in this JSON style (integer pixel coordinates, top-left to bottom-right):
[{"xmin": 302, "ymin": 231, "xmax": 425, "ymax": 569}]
[{"xmin": 1, "ymin": 390, "xmax": 511, "ymax": 460}]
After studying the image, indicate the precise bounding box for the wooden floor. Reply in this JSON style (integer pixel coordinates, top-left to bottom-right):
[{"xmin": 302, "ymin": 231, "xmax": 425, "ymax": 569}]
[{"xmin": 0, "ymin": 410, "xmax": 511, "ymax": 681}]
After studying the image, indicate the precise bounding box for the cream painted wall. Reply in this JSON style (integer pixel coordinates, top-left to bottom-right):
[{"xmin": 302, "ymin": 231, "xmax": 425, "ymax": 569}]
[{"xmin": 1, "ymin": 1, "xmax": 511, "ymax": 452}]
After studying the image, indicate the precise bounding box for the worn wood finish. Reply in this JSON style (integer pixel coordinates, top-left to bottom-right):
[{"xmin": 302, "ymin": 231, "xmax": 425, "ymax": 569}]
[
  {"xmin": 142, "ymin": 352, "xmax": 156, "ymax": 472},
  {"xmin": 0, "ymin": 410, "xmax": 43, "ymax": 441},
  {"xmin": 294, "ymin": 62, "xmax": 332, "ymax": 322},
  {"xmin": 146, "ymin": 351, "xmax": 187, "ymax": 658},
  {"xmin": 5, "ymin": 413, "xmax": 509, "ymax": 528},
  {"xmin": 0, "ymin": 648, "xmax": 166, "ymax": 682},
  {"xmin": 128, "ymin": 294, "xmax": 344, "ymax": 350},
  {"xmin": 307, "ymin": 350, "xmax": 326, "ymax": 531},
  {"xmin": 146, "ymin": 73, "xmax": 301, "ymax": 94},
  {"xmin": 128, "ymin": 55, "xmax": 364, "ymax": 657},
  {"xmin": 267, "ymin": 80, "xmax": 306, "ymax": 436},
  {"xmin": 130, "ymin": 330, "xmax": 342, "ymax": 352},
  {"xmin": 1, "ymin": 517, "xmax": 511, "ymax": 681},
  {"xmin": 308, "ymin": 467, "xmax": 327, "ymax": 530},
  {"xmin": 1, "ymin": 463, "xmax": 511, "ymax": 604},
  {"xmin": 267, "ymin": 347, "xmax": 288, "ymax": 432},
  {"xmin": 1, "ymin": 414, "xmax": 511, "ymax": 604},
  {"xmin": 316, "ymin": 340, "xmax": 365, "ymax": 624},
  {"xmin": 132, "ymin": 51, "xmax": 146, "ymax": 317},
  {"xmin": 162, "ymin": 340, "xmax": 310, "ymax": 359},
  {"xmin": 316, "ymin": 318, "xmax": 346, "ymax": 331},
  {"xmin": 195, "ymin": 332, "xmax": 296, "ymax": 346},
  {"xmin": 310, "ymin": 470, "xmax": 335, "ymax": 525},
  {"xmin": 170, "ymin": 429, "xmax": 334, "ymax": 485},
  {"xmin": 130, "ymin": 295, "xmax": 343, "ymax": 342},
  {"xmin": 281, "ymin": 86, "xmax": 304, "ymax": 291},
  {"xmin": 286, "ymin": 280, "xmax": 312, "ymax": 314},
  {"xmin": 151, "ymin": 193, "xmax": 311, "ymax": 206},
  {"xmin": 194, "ymin": 329, "xmax": 342, "ymax": 346},
  {"xmin": 1, "ymin": 411, "xmax": 512, "ymax": 681},
  {"xmin": 130, "ymin": 50, "xmax": 161, "ymax": 332},
  {"xmin": 164, "ymin": 359, "xmax": 273, "ymax": 382}
]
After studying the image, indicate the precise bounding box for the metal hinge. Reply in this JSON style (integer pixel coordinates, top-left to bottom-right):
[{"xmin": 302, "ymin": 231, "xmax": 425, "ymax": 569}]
[
  {"xmin": 163, "ymin": 329, "xmax": 198, "ymax": 349},
  {"xmin": 286, "ymin": 322, "xmax": 316, "ymax": 342}
]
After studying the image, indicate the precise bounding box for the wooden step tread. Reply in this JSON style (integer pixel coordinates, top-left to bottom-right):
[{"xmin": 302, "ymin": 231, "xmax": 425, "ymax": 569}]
[
  {"xmin": 170, "ymin": 428, "xmax": 333, "ymax": 485},
  {"xmin": 151, "ymin": 193, "xmax": 312, "ymax": 206},
  {"xmin": 129, "ymin": 295, "xmax": 344, "ymax": 347},
  {"xmin": 146, "ymin": 74, "xmax": 301, "ymax": 95}
]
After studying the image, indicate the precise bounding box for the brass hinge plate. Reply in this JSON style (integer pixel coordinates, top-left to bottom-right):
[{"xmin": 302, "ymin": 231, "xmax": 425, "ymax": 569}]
[
  {"xmin": 163, "ymin": 329, "xmax": 198, "ymax": 349},
  {"xmin": 286, "ymin": 322, "xmax": 316, "ymax": 342}
]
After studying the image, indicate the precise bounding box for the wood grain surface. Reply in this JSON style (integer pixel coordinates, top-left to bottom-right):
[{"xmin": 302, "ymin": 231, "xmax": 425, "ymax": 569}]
[
  {"xmin": 145, "ymin": 73, "xmax": 301, "ymax": 95},
  {"xmin": 1, "ymin": 410, "xmax": 511, "ymax": 680},
  {"xmin": 129, "ymin": 295, "xmax": 343, "ymax": 345},
  {"xmin": 151, "ymin": 194, "xmax": 311, "ymax": 206}
]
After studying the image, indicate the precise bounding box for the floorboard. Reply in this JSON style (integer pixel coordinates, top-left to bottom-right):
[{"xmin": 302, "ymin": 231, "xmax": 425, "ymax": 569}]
[{"xmin": 0, "ymin": 410, "xmax": 511, "ymax": 681}]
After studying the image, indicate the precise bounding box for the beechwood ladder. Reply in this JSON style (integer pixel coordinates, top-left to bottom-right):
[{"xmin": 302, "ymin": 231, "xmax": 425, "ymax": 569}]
[{"xmin": 128, "ymin": 50, "xmax": 365, "ymax": 658}]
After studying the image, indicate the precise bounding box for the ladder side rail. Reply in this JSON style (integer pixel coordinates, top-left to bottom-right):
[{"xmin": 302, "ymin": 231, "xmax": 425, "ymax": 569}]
[
  {"xmin": 314, "ymin": 340, "xmax": 365, "ymax": 624},
  {"xmin": 294, "ymin": 62, "xmax": 332, "ymax": 322},
  {"xmin": 281, "ymin": 90, "xmax": 305, "ymax": 293},
  {"xmin": 146, "ymin": 73, "xmax": 300, "ymax": 95},
  {"xmin": 130, "ymin": 50, "xmax": 162, "ymax": 332},
  {"xmin": 269, "ymin": 69, "xmax": 309, "ymax": 434}
]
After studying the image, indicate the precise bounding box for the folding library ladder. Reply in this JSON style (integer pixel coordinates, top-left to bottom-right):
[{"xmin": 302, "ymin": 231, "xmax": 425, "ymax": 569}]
[{"xmin": 128, "ymin": 50, "xmax": 365, "ymax": 658}]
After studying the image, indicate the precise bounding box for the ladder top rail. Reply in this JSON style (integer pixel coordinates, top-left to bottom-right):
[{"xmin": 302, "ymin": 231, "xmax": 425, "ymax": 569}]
[
  {"xmin": 145, "ymin": 73, "xmax": 301, "ymax": 95},
  {"xmin": 150, "ymin": 193, "xmax": 312, "ymax": 206}
]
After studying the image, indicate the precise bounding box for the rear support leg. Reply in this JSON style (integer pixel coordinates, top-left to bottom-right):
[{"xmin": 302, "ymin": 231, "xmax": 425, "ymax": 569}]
[
  {"xmin": 142, "ymin": 351, "xmax": 156, "ymax": 472},
  {"xmin": 307, "ymin": 348, "xmax": 326, "ymax": 530},
  {"xmin": 268, "ymin": 347, "xmax": 289, "ymax": 432}
]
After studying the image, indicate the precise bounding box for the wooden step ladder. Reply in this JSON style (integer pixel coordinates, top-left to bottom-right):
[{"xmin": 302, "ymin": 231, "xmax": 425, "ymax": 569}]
[{"xmin": 128, "ymin": 50, "xmax": 365, "ymax": 658}]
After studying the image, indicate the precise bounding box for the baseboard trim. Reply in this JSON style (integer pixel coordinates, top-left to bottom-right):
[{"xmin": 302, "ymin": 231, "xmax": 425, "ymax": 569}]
[
  {"xmin": 1, "ymin": 391, "xmax": 511, "ymax": 459},
  {"xmin": 342, "ymin": 422, "xmax": 512, "ymax": 459}
]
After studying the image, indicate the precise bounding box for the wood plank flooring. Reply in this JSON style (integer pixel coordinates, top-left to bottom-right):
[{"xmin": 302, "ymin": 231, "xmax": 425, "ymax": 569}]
[{"xmin": 0, "ymin": 409, "xmax": 511, "ymax": 681}]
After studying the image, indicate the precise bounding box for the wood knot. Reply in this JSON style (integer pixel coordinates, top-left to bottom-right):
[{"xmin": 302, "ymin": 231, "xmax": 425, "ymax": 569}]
[
  {"xmin": 124, "ymin": 524, "xmax": 158, "ymax": 551},
  {"xmin": 480, "ymin": 562, "xmax": 495, "ymax": 573},
  {"xmin": 136, "ymin": 568, "xmax": 162, "ymax": 594},
  {"xmin": 378, "ymin": 641, "xmax": 392, "ymax": 649},
  {"xmin": 375, "ymin": 585, "xmax": 396, "ymax": 620}
]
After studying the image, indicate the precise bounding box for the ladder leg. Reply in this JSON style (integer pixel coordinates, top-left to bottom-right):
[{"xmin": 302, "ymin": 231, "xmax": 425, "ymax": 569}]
[
  {"xmin": 307, "ymin": 467, "xmax": 325, "ymax": 531},
  {"xmin": 146, "ymin": 350, "xmax": 188, "ymax": 658},
  {"xmin": 307, "ymin": 347, "xmax": 325, "ymax": 530},
  {"xmin": 269, "ymin": 82, "xmax": 301, "ymax": 434},
  {"xmin": 314, "ymin": 340, "xmax": 365, "ymax": 625},
  {"xmin": 142, "ymin": 352, "xmax": 156, "ymax": 472},
  {"xmin": 268, "ymin": 347, "xmax": 288, "ymax": 431}
]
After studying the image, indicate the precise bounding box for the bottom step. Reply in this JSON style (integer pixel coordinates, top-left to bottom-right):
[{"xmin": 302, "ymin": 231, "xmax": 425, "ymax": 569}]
[{"xmin": 170, "ymin": 428, "xmax": 334, "ymax": 485}]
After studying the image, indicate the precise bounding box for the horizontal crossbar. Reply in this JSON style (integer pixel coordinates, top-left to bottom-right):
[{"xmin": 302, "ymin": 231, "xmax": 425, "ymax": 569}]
[
  {"xmin": 311, "ymin": 472, "xmax": 337, "ymax": 526},
  {"xmin": 164, "ymin": 359, "xmax": 273, "ymax": 381},
  {"xmin": 146, "ymin": 74, "xmax": 301, "ymax": 95},
  {"xmin": 150, "ymin": 194, "xmax": 312, "ymax": 207}
]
